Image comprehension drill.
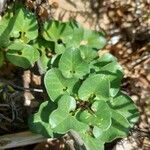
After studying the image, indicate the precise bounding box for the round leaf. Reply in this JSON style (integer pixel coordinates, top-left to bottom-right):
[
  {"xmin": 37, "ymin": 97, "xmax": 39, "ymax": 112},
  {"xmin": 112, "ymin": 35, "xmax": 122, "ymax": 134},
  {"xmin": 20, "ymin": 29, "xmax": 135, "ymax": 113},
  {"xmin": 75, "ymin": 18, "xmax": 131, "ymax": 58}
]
[
  {"xmin": 11, "ymin": 7, "xmax": 38, "ymax": 42},
  {"xmin": 6, "ymin": 44, "xmax": 40, "ymax": 69},
  {"xmin": 42, "ymin": 20, "xmax": 74, "ymax": 43},
  {"xmin": 78, "ymin": 74, "xmax": 110, "ymax": 101},
  {"xmin": 59, "ymin": 48, "xmax": 90, "ymax": 78},
  {"xmin": 28, "ymin": 101, "xmax": 56, "ymax": 137},
  {"xmin": 110, "ymin": 92, "xmax": 139, "ymax": 127},
  {"xmin": 49, "ymin": 109, "xmax": 68, "ymax": 129},
  {"xmin": 76, "ymin": 110, "xmax": 93, "ymax": 124},
  {"xmin": 77, "ymin": 101, "xmax": 111, "ymax": 130},
  {"xmin": 42, "ymin": 20, "xmax": 64, "ymax": 42},
  {"xmin": 91, "ymin": 100, "xmax": 111, "ymax": 130},
  {"xmin": 51, "ymin": 115, "xmax": 88, "ymax": 134},
  {"xmin": 80, "ymin": 133, "xmax": 104, "ymax": 150},
  {"xmin": 82, "ymin": 29, "xmax": 106, "ymax": 49},
  {"xmin": 0, "ymin": 12, "xmax": 14, "ymax": 47},
  {"xmin": 57, "ymin": 94, "xmax": 76, "ymax": 112},
  {"xmin": 96, "ymin": 110, "xmax": 131, "ymax": 142},
  {"xmin": 79, "ymin": 45, "xmax": 98, "ymax": 63},
  {"xmin": 44, "ymin": 68, "xmax": 78, "ymax": 101}
]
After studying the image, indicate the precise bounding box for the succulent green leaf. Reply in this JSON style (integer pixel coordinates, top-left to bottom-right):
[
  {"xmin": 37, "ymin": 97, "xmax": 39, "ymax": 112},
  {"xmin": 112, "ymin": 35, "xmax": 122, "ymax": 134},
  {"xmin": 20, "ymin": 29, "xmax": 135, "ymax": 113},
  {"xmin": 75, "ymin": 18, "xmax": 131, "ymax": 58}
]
[
  {"xmin": 49, "ymin": 95, "xmax": 77, "ymax": 129},
  {"xmin": 76, "ymin": 110, "xmax": 92, "ymax": 125},
  {"xmin": 51, "ymin": 115, "xmax": 88, "ymax": 134},
  {"xmin": 6, "ymin": 44, "xmax": 40, "ymax": 69},
  {"xmin": 101, "ymin": 112, "xmax": 129, "ymax": 141},
  {"xmin": 42, "ymin": 20, "xmax": 64, "ymax": 42},
  {"xmin": 49, "ymin": 95, "xmax": 87, "ymax": 134},
  {"xmin": 42, "ymin": 20, "xmax": 75, "ymax": 42},
  {"xmin": 90, "ymin": 53, "xmax": 124, "ymax": 97},
  {"xmin": 91, "ymin": 100, "xmax": 111, "ymax": 130},
  {"xmin": 96, "ymin": 110, "xmax": 131, "ymax": 142},
  {"xmin": 92, "ymin": 93, "xmax": 139, "ymax": 142},
  {"xmin": 28, "ymin": 101, "xmax": 56, "ymax": 137},
  {"xmin": 0, "ymin": 12, "xmax": 14, "ymax": 47},
  {"xmin": 59, "ymin": 48, "xmax": 90, "ymax": 78},
  {"xmin": 57, "ymin": 94, "xmax": 76, "ymax": 112},
  {"xmin": 37, "ymin": 49, "xmax": 51, "ymax": 74},
  {"xmin": 44, "ymin": 68, "xmax": 78, "ymax": 101},
  {"xmin": 55, "ymin": 43, "xmax": 66, "ymax": 54},
  {"xmin": 7, "ymin": 40, "xmax": 25, "ymax": 50},
  {"xmin": 99, "ymin": 61, "xmax": 123, "ymax": 97},
  {"xmin": 77, "ymin": 100, "xmax": 111, "ymax": 130},
  {"xmin": 110, "ymin": 92, "xmax": 139, "ymax": 127},
  {"xmin": 11, "ymin": 7, "xmax": 38, "ymax": 42},
  {"xmin": 91, "ymin": 53, "xmax": 123, "ymax": 75},
  {"xmin": 49, "ymin": 110, "xmax": 68, "ymax": 129},
  {"xmin": 32, "ymin": 38, "xmax": 54, "ymax": 74},
  {"xmin": 82, "ymin": 29, "xmax": 106, "ymax": 49},
  {"xmin": 78, "ymin": 74, "xmax": 110, "ymax": 101},
  {"xmin": 79, "ymin": 45, "xmax": 98, "ymax": 63},
  {"xmin": 99, "ymin": 53, "xmax": 117, "ymax": 62},
  {"xmin": 66, "ymin": 26, "xmax": 84, "ymax": 48},
  {"xmin": 42, "ymin": 20, "xmax": 81, "ymax": 54},
  {"xmin": 79, "ymin": 133, "xmax": 104, "ymax": 150}
]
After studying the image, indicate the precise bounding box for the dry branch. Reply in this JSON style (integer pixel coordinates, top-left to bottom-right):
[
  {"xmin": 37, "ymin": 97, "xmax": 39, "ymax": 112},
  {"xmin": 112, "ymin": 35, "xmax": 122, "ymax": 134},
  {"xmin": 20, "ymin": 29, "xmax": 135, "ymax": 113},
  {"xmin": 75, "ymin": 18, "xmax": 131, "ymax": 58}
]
[{"xmin": 0, "ymin": 131, "xmax": 48, "ymax": 149}]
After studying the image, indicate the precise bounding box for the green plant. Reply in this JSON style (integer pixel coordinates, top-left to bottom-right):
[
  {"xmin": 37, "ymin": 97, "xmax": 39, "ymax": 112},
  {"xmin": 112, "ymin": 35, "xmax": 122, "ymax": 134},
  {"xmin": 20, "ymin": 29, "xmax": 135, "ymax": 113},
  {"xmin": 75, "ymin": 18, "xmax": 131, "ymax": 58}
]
[{"xmin": 0, "ymin": 5, "xmax": 139, "ymax": 150}]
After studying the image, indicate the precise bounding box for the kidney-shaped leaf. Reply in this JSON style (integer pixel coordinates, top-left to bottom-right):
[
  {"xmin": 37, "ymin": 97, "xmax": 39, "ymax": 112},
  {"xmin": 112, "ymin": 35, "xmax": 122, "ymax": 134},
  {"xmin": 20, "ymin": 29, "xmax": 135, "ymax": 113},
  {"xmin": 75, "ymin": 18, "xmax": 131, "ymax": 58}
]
[
  {"xmin": 77, "ymin": 100, "xmax": 111, "ymax": 130},
  {"xmin": 49, "ymin": 99, "xmax": 88, "ymax": 134},
  {"xmin": 80, "ymin": 132, "xmax": 104, "ymax": 150},
  {"xmin": 79, "ymin": 45, "xmax": 98, "ymax": 63},
  {"xmin": 91, "ymin": 53, "xmax": 123, "ymax": 74},
  {"xmin": 6, "ymin": 43, "xmax": 40, "ymax": 69},
  {"xmin": 28, "ymin": 101, "xmax": 56, "ymax": 137},
  {"xmin": 42, "ymin": 20, "xmax": 76, "ymax": 43},
  {"xmin": 44, "ymin": 68, "xmax": 78, "ymax": 101},
  {"xmin": 91, "ymin": 100, "xmax": 112, "ymax": 130},
  {"xmin": 49, "ymin": 95, "xmax": 76, "ymax": 129},
  {"xmin": 0, "ymin": 12, "xmax": 14, "ymax": 47},
  {"xmin": 96, "ymin": 110, "xmax": 131, "ymax": 142},
  {"xmin": 82, "ymin": 29, "xmax": 106, "ymax": 50},
  {"xmin": 57, "ymin": 94, "xmax": 76, "ymax": 112},
  {"xmin": 51, "ymin": 115, "xmax": 88, "ymax": 134},
  {"xmin": 59, "ymin": 48, "xmax": 90, "ymax": 78},
  {"xmin": 11, "ymin": 7, "xmax": 38, "ymax": 42},
  {"xmin": 78, "ymin": 74, "xmax": 110, "ymax": 101},
  {"xmin": 49, "ymin": 107, "xmax": 69, "ymax": 129},
  {"xmin": 42, "ymin": 20, "xmax": 81, "ymax": 54},
  {"xmin": 110, "ymin": 92, "xmax": 139, "ymax": 127}
]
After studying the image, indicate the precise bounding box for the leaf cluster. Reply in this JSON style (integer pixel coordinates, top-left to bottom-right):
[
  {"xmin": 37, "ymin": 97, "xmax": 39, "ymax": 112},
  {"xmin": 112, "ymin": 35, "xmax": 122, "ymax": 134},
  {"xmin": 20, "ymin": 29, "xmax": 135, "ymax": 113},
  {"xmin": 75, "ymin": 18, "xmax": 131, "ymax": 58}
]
[{"xmin": 0, "ymin": 6, "xmax": 139, "ymax": 150}]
